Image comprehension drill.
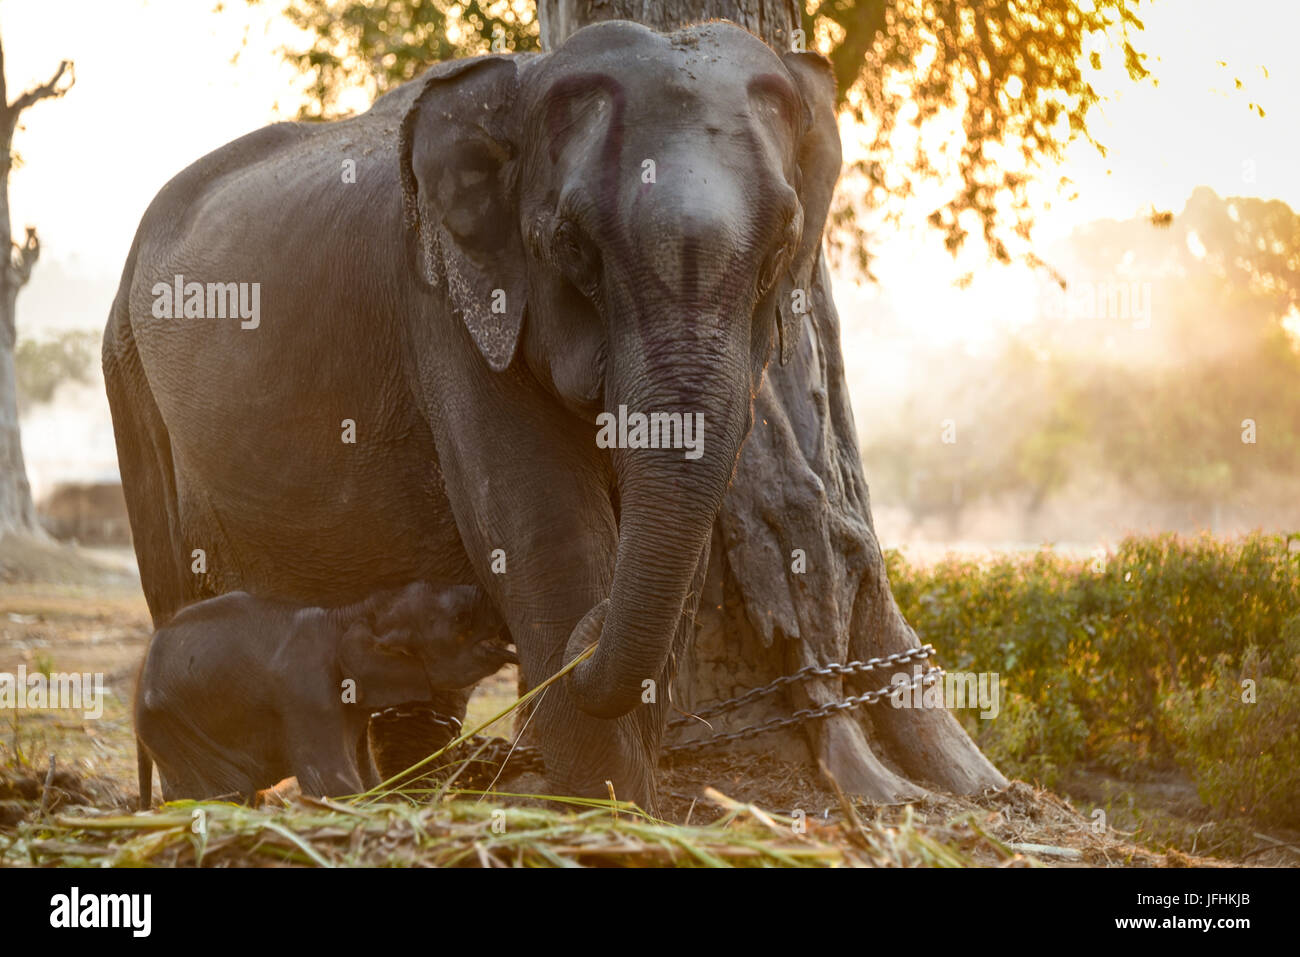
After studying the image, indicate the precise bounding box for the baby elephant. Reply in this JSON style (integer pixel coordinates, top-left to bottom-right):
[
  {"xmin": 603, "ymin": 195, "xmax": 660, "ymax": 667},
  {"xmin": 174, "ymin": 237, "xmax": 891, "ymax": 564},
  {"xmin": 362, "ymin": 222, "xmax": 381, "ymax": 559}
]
[{"xmin": 135, "ymin": 582, "xmax": 513, "ymax": 808}]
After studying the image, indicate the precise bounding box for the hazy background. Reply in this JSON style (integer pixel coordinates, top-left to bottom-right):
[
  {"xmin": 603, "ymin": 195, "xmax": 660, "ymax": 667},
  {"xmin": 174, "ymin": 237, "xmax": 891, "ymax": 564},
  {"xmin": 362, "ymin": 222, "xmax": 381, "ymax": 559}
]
[{"xmin": 5, "ymin": 0, "xmax": 1299, "ymax": 553}]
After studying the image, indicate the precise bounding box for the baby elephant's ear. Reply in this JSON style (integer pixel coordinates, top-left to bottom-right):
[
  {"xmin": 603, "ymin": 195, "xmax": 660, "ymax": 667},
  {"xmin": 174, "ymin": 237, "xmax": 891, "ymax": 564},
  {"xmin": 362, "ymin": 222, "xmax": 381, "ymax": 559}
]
[
  {"xmin": 339, "ymin": 619, "xmax": 413, "ymax": 671},
  {"xmin": 372, "ymin": 628, "xmax": 417, "ymax": 656},
  {"xmin": 336, "ymin": 620, "xmax": 374, "ymax": 689},
  {"xmin": 338, "ymin": 620, "xmax": 428, "ymax": 708}
]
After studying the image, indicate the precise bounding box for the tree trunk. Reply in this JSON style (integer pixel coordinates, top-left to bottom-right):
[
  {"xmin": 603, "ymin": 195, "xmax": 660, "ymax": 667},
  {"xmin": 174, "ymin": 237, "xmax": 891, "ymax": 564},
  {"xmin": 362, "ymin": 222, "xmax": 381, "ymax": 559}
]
[
  {"xmin": 537, "ymin": 0, "xmax": 1006, "ymax": 799},
  {"xmin": 539, "ymin": 0, "xmax": 803, "ymax": 51},
  {"xmin": 0, "ymin": 41, "xmax": 70, "ymax": 538},
  {"xmin": 0, "ymin": 166, "xmax": 42, "ymax": 537}
]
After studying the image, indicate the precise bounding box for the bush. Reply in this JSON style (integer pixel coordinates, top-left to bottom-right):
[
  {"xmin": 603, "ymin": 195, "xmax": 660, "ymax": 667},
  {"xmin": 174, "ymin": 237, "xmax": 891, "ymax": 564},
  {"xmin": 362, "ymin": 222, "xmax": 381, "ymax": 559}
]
[
  {"xmin": 1161, "ymin": 623, "xmax": 1300, "ymax": 827},
  {"xmin": 15, "ymin": 331, "xmax": 99, "ymax": 409},
  {"xmin": 974, "ymin": 691, "xmax": 1089, "ymax": 788},
  {"xmin": 887, "ymin": 533, "xmax": 1300, "ymax": 820}
]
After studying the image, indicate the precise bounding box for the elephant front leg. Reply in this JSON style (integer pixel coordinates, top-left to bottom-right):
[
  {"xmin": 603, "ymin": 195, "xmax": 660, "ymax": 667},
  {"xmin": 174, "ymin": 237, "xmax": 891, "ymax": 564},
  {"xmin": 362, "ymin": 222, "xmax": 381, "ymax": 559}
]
[
  {"xmin": 285, "ymin": 710, "xmax": 366, "ymax": 798},
  {"xmin": 444, "ymin": 447, "xmax": 664, "ymax": 807},
  {"xmin": 424, "ymin": 341, "xmax": 699, "ymax": 810},
  {"xmin": 497, "ymin": 531, "xmax": 661, "ymax": 806}
]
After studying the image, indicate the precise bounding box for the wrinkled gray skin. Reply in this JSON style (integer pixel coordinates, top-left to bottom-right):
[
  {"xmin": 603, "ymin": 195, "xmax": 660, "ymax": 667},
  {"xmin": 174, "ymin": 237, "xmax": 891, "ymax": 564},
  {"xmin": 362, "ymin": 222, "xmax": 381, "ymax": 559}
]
[
  {"xmin": 104, "ymin": 20, "xmax": 841, "ymax": 810},
  {"xmin": 135, "ymin": 582, "xmax": 515, "ymax": 806}
]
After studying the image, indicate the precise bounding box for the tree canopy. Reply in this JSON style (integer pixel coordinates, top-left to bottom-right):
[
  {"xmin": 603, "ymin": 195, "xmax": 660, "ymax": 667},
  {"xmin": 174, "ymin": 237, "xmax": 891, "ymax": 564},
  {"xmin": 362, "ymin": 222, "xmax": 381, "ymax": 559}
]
[{"xmin": 252, "ymin": 0, "xmax": 1153, "ymax": 271}]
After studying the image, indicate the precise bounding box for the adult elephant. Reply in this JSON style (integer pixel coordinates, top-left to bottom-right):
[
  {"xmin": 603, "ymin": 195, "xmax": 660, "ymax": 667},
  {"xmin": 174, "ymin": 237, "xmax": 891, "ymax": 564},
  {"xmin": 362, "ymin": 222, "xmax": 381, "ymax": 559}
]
[{"xmin": 103, "ymin": 19, "xmax": 841, "ymax": 810}]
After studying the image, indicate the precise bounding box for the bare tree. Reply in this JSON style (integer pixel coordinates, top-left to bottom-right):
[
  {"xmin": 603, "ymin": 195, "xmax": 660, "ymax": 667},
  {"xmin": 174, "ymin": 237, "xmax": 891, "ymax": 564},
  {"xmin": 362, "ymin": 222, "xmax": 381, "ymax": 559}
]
[{"xmin": 0, "ymin": 34, "xmax": 73, "ymax": 535}]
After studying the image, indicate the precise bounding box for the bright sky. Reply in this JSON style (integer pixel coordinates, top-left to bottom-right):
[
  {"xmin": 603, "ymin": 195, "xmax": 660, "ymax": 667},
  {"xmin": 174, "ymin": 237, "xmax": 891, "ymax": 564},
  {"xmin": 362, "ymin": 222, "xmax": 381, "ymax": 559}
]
[
  {"xmin": 3, "ymin": 0, "xmax": 306, "ymax": 278},
  {"xmin": 2, "ymin": 0, "xmax": 1296, "ymax": 493}
]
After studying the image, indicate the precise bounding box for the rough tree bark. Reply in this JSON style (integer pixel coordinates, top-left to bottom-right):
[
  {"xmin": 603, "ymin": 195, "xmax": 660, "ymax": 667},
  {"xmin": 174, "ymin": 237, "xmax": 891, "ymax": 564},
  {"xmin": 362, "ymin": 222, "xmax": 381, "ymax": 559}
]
[
  {"xmin": 537, "ymin": 0, "xmax": 1007, "ymax": 800},
  {"xmin": 0, "ymin": 39, "xmax": 73, "ymax": 536}
]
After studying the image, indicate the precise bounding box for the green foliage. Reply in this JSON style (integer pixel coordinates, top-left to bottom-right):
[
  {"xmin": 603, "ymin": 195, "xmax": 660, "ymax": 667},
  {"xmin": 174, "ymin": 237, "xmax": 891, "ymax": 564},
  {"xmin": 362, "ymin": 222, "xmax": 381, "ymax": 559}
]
[
  {"xmin": 277, "ymin": 0, "xmax": 539, "ymax": 118},
  {"xmin": 14, "ymin": 330, "xmax": 99, "ymax": 410},
  {"xmin": 887, "ymin": 533, "xmax": 1300, "ymax": 821},
  {"xmin": 975, "ymin": 690, "xmax": 1088, "ymax": 788},
  {"xmin": 1162, "ymin": 629, "xmax": 1300, "ymax": 828}
]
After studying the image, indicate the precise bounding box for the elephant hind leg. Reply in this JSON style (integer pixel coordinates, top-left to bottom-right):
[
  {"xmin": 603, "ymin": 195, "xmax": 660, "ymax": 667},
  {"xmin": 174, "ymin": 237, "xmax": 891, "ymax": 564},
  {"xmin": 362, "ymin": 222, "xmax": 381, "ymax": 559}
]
[
  {"xmin": 102, "ymin": 294, "xmax": 192, "ymax": 628},
  {"xmin": 146, "ymin": 722, "xmax": 259, "ymax": 803},
  {"xmin": 285, "ymin": 711, "xmax": 365, "ymax": 799}
]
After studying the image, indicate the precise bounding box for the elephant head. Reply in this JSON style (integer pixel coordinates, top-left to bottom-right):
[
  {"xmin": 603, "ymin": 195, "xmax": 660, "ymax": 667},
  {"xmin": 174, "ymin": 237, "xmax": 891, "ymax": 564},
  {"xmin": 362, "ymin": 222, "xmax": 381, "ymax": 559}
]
[
  {"xmin": 338, "ymin": 582, "xmax": 515, "ymax": 703},
  {"xmin": 399, "ymin": 21, "xmax": 841, "ymax": 720}
]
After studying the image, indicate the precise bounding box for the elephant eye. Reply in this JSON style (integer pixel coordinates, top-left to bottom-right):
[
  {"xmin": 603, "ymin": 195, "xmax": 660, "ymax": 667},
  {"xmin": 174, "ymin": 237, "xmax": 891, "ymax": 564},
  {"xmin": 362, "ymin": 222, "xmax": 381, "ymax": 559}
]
[
  {"xmin": 554, "ymin": 220, "xmax": 602, "ymax": 294},
  {"xmin": 758, "ymin": 240, "xmax": 792, "ymax": 299},
  {"xmin": 757, "ymin": 214, "xmax": 800, "ymax": 298}
]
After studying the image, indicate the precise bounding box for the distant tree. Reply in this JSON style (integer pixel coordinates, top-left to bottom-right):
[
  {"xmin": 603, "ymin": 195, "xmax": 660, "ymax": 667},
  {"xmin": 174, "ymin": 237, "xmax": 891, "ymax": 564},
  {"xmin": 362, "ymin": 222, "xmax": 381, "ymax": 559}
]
[
  {"xmin": 864, "ymin": 189, "xmax": 1300, "ymax": 528},
  {"xmin": 273, "ymin": 0, "xmax": 539, "ymax": 118},
  {"xmin": 15, "ymin": 330, "xmax": 99, "ymax": 411},
  {"xmin": 0, "ymin": 32, "xmax": 74, "ymax": 535}
]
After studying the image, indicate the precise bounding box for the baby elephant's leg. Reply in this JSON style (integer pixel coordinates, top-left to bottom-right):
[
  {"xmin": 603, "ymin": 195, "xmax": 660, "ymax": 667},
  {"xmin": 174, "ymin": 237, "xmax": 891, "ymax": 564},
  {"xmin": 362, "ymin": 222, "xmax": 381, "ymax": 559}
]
[
  {"xmin": 284, "ymin": 709, "xmax": 365, "ymax": 798},
  {"xmin": 144, "ymin": 718, "xmax": 256, "ymax": 803}
]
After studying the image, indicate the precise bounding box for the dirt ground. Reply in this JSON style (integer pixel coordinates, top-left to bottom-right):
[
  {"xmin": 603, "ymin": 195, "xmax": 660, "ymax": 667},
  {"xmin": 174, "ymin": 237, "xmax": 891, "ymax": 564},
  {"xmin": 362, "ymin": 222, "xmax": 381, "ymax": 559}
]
[{"xmin": 1, "ymin": 537, "xmax": 1294, "ymax": 867}]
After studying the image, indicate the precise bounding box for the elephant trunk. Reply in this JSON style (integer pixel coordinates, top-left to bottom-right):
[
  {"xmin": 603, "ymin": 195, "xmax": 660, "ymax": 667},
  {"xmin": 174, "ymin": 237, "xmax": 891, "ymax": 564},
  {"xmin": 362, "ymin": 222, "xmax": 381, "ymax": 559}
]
[{"xmin": 566, "ymin": 316, "xmax": 752, "ymax": 720}]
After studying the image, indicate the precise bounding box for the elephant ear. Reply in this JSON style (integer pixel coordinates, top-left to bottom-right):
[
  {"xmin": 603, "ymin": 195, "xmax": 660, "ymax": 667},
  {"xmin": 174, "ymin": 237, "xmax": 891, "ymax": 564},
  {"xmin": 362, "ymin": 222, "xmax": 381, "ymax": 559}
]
[
  {"xmin": 400, "ymin": 56, "xmax": 527, "ymax": 373},
  {"xmin": 774, "ymin": 51, "xmax": 842, "ymax": 366},
  {"xmin": 337, "ymin": 620, "xmax": 376, "ymax": 680},
  {"xmin": 337, "ymin": 618, "xmax": 425, "ymax": 707}
]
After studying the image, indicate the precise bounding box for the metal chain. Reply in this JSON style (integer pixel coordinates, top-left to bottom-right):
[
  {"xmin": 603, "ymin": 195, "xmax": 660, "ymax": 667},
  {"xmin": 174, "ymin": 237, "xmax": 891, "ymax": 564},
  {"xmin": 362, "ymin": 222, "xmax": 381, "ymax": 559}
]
[
  {"xmin": 370, "ymin": 646, "xmax": 943, "ymax": 776},
  {"xmin": 662, "ymin": 665, "xmax": 944, "ymax": 756},
  {"xmin": 444, "ymin": 734, "xmax": 548, "ymax": 779},
  {"xmin": 665, "ymin": 644, "xmax": 936, "ymax": 728},
  {"xmin": 369, "ymin": 705, "xmax": 546, "ymax": 781},
  {"xmin": 371, "ymin": 705, "xmax": 463, "ymax": 735}
]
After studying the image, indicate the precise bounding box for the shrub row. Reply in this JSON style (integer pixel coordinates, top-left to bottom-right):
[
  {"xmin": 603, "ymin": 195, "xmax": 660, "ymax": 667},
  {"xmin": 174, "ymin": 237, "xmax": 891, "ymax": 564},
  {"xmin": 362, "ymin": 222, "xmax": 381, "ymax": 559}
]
[{"xmin": 885, "ymin": 533, "xmax": 1300, "ymax": 825}]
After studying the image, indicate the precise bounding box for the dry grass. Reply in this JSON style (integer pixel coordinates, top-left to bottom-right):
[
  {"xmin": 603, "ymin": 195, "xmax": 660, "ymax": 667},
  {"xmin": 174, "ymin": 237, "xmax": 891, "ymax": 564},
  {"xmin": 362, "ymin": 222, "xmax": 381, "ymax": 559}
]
[
  {"xmin": 1, "ymin": 780, "xmax": 1012, "ymax": 868},
  {"xmin": 0, "ymin": 644, "xmax": 1044, "ymax": 868},
  {"xmin": 2, "ymin": 762, "xmax": 1237, "ymax": 867}
]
